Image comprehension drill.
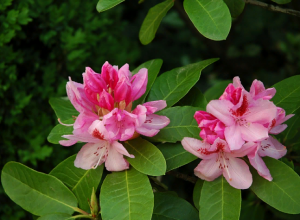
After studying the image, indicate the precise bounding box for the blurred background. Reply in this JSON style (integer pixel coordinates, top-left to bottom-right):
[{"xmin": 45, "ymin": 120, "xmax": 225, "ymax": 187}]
[{"xmin": 0, "ymin": 0, "xmax": 300, "ymax": 219}]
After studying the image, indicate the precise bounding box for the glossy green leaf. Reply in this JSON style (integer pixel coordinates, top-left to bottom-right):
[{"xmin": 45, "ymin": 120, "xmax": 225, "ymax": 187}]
[
  {"xmin": 124, "ymin": 137, "xmax": 166, "ymax": 176},
  {"xmin": 37, "ymin": 213, "xmax": 72, "ymax": 220},
  {"xmin": 152, "ymin": 192, "xmax": 198, "ymax": 220},
  {"xmin": 272, "ymin": 0, "xmax": 292, "ymax": 4},
  {"xmin": 49, "ymin": 97, "xmax": 78, "ymax": 122},
  {"xmin": 148, "ymin": 106, "xmax": 200, "ymax": 143},
  {"xmin": 251, "ymin": 157, "xmax": 300, "ymax": 214},
  {"xmin": 184, "ymin": 0, "xmax": 231, "ymax": 41},
  {"xmin": 147, "ymin": 58, "xmax": 219, "ymax": 107},
  {"xmin": 223, "ymin": 0, "xmax": 245, "ymax": 18},
  {"xmin": 204, "ymin": 80, "xmax": 231, "ymax": 102},
  {"xmin": 50, "ymin": 155, "xmax": 104, "ymax": 212},
  {"xmin": 272, "ymin": 75, "xmax": 300, "ymax": 115},
  {"xmin": 157, "ymin": 142, "xmax": 197, "ymax": 171},
  {"xmin": 200, "ymin": 176, "xmax": 241, "ymax": 220},
  {"xmin": 96, "ymin": 0, "xmax": 124, "ymax": 12},
  {"xmin": 177, "ymin": 86, "xmax": 207, "ymax": 110},
  {"xmin": 1, "ymin": 162, "xmax": 78, "ymax": 216},
  {"xmin": 47, "ymin": 119, "xmax": 74, "ymax": 144},
  {"xmin": 132, "ymin": 59, "xmax": 163, "ymax": 108},
  {"xmin": 100, "ymin": 167, "xmax": 154, "ymax": 220},
  {"xmin": 193, "ymin": 179, "xmax": 204, "ymax": 210},
  {"xmin": 139, "ymin": 0, "xmax": 174, "ymax": 45}
]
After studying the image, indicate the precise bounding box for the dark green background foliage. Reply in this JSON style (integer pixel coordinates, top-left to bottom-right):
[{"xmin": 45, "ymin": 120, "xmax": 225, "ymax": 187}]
[{"xmin": 0, "ymin": 0, "xmax": 300, "ymax": 219}]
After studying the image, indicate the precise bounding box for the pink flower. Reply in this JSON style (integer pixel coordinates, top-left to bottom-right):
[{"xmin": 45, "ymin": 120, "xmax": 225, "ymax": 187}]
[
  {"xmin": 207, "ymin": 93, "xmax": 277, "ymax": 150},
  {"xmin": 250, "ymin": 79, "xmax": 276, "ymax": 100},
  {"xmin": 194, "ymin": 111, "xmax": 225, "ymax": 144},
  {"xmin": 248, "ymin": 136, "xmax": 287, "ymax": 181},
  {"xmin": 72, "ymin": 120, "xmax": 134, "ymax": 171},
  {"xmin": 268, "ymin": 107, "xmax": 294, "ymax": 134},
  {"xmin": 181, "ymin": 137, "xmax": 255, "ymax": 189},
  {"xmin": 133, "ymin": 100, "xmax": 170, "ymax": 137}
]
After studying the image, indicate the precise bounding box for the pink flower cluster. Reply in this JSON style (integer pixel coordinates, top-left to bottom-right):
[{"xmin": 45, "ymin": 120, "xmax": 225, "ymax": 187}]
[
  {"xmin": 182, "ymin": 77, "xmax": 293, "ymax": 189},
  {"xmin": 60, "ymin": 62, "xmax": 170, "ymax": 172}
]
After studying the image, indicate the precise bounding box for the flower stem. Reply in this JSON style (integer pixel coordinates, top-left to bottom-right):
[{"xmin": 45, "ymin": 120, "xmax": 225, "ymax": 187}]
[{"xmin": 166, "ymin": 170, "xmax": 197, "ymax": 184}]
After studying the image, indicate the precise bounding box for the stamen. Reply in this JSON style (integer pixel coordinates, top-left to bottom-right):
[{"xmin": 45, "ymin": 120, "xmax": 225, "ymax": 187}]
[
  {"xmin": 58, "ymin": 118, "xmax": 74, "ymax": 126},
  {"xmin": 92, "ymin": 144, "xmax": 107, "ymax": 169},
  {"xmin": 222, "ymin": 153, "xmax": 232, "ymax": 181}
]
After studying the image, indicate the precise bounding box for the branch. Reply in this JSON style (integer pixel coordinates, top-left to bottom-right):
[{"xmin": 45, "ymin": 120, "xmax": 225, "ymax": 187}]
[
  {"xmin": 167, "ymin": 170, "xmax": 197, "ymax": 184},
  {"xmin": 245, "ymin": 0, "xmax": 300, "ymax": 18}
]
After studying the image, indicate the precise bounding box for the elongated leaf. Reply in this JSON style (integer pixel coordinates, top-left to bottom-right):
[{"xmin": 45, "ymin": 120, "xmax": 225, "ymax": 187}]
[
  {"xmin": 272, "ymin": 75, "xmax": 300, "ymax": 115},
  {"xmin": 272, "ymin": 0, "xmax": 292, "ymax": 4},
  {"xmin": 139, "ymin": 0, "xmax": 174, "ymax": 45},
  {"xmin": 200, "ymin": 176, "xmax": 241, "ymax": 220},
  {"xmin": 124, "ymin": 137, "xmax": 166, "ymax": 176},
  {"xmin": 251, "ymin": 157, "xmax": 300, "ymax": 214},
  {"xmin": 1, "ymin": 162, "xmax": 78, "ymax": 216},
  {"xmin": 37, "ymin": 213, "xmax": 72, "ymax": 220},
  {"xmin": 278, "ymin": 113, "xmax": 300, "ymax": 144},
  {"xmin": 223, "ymin": 0, "xmax": 245, "ymax": 18},
  {"xmin": 96, "ymin": 0, "xmax": 124, "ymax": 12},
  {"xmin": 100, "ymin": 167, "xmax": 154, "ymax": 220},
  {"xmin": 177, "ymin": 86, "xmax": 207, "ymax": 110},
  {"xmin": 152, "ymin": 192, "xmax": 198, "ymax": 220},
  {"xmin": 132, "ymin": 59, "xmax": 163, "ymax": 108},
  {"xmin": 184, "ymin": 0, "xmax": 231, "ymax": 41},
  {"xmin": 148, "ymin": 106, "xmax": 200, "ymax": 143},
  {"xmin": 204, "ymin": 80, "xmax": 231, "ymax": 102},
  {"xmin": 49, "ymin": 97, "xmax": 78, "ymax": 122},
  {"xmin": 47, "ymin": 119, "xmax": 74, "ymax": 144},
  {"xmin": 157, "ymin": 142, "xmax": 197, "ymax": 171},
  {"xmin": 147, "ymin": 58, "xmax": 219, "ymax": 107},
  {"xmin": 50, "ymin": 155, "xmax": 104, "ymax": 212},
  {"xmin": 193, "ymin": 179, "xmax": 204, "ymax": 210}
]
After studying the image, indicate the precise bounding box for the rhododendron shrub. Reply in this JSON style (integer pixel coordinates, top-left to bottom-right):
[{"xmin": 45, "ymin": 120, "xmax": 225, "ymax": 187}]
[{"xmin": 2, "ymin": 59, "xmax": 300, "ymax": 220}]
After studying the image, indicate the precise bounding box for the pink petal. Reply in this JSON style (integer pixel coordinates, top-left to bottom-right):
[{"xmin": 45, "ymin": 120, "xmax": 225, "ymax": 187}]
[
  {"xmin": 61, "ymin": 134, "xmax": 99, "ymax": 143},
  {"xmin": 276, "ymin": 113, "xmax": 294, "ymax": 126},
  {"xmin": 224, "ymin": 125, "xmax": 245, "ymax": 150},
  {"xmin": 239, "ymin": 122, "xmax": 269, "ymax": 142},
  {"xmin": 114, "ymin": 77, "xmax": 132, "ymax": 104},
  {"xmin": 223, "ymin": 156, "xmax": 253, "ymax": 189},
  {"xmin": 258, "ymin": 136, "xmax": 287, "ymax": 159},
  {"xmin": 111, "ymin": 141, "xmax": 135, "ymax": 158},
  {"xmin": 131, "ymin": 68, "xmax": 148, "ymax": 101},
  {"xmin": 98, "ymin": 89, "xmax": 114, "ymax": 111},
  {"xmin": 245, "ymin": 99, "xmax": 277, "ymax": 124},
  {"xmin": 88, "ymin": 120, "xmax": 110, "ymax": 141},
  {"xmin": 132, "ymin": 105, "xmax": 147, "ymax": 126},
  {"xmin": 74, "ymin": 142, "xmax": 106, "ymax": 170},
  {"xmin": 206, "ymin": 100, "xmax": 235, "ymax": 126},
  {"xmin": 230, "ymin": 142, "xmax": 257, "ymax": 157},
  {"xmin": 233, "ymin": 76, "xmax": 244, "ymax": 89},
  {"xmin": 101, "ymin": 61, "xmax": 119, "ymax": 90},
  {"xmin": 143, "ymin": 100, "xmax": 167, "ymax": 113},
  {"xmin": 142, "ymin": 114, "xmax": 170, "ymax": 130},
  {"xmin": 83, "ymin": 67, "xmax": 106, "ymax": 92},
  {"xmin": 135, "ymin": 126, "xmax": 159, "ymax": 137},
  {"xmin": 105, "ymin": 143, "xmax": 130, "ymax": 171},
  {"xmin": 194, "ymin": 157, "xmax": 222, "ymax": 181},
  {"xmin": 248, "ymin": 148, "xmax": 272, "ymax": 181},
  {"xmin": 118, "ymin": 63, "xmax": 131, "ymax": 80},
  {"xmin": 181, "ymin": 137, "xmax": 217, "ymax": 159},
  {"xmin": 59, "ymin": 139, "xmax": 77, "ymax": 147},
  {"xmin": 270, "ymin": 124, "xmax": 287, "ymax": 134}
]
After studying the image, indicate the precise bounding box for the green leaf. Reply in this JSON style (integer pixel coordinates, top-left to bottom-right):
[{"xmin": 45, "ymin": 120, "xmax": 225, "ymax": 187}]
[
  {"xmin": 100, "ymin": 167, "xmax": 154, "ymax": 220},
  {"xmin": 223, "ymin": 0, "xmax": 245, "ymax": 18},
  {"xmin": 37, "ymin": 213, "xmax": 72, "ymax": 220},
  {"xmin": 272, "ymin": 0, "xmax": 292, "ymax": 4},
  {"xmin": 96, "ymin": 0, "xmax": 125, "ymax": 12},
  {"xmin": 47, "ymin": 119, "xmax": 74, "ymax": 144},
  {"xmin": 204, "ymin": 80, "xmax": 231, "ymax": 102},
  {"xmin": 152, "ymin": 192, "xmax": 199, "ymax": 220},
  {"xmin": 147, "ymin": 58, "xmax": 219, "ymax": 107},
  {"xmin": 184, "ymin": 0, "xmax": 231, "ymax": 41},
  {"xmin": 124, "ymin": 137, "xmax": 166, "ymax": 176},
  {"xmin": 148, "ymin": 106, "xmax": 200, "ymax": 143},
  {"xmin": 279, "ymin": 113, "xmax": 300, "ymax": 143},
  {"xmin": 1, "ymin": 162, "xmax": 78, "ymax": 216},
  {"xmin": 177, "ymin": 86, "xmax": 207, "ymax": 110},
  {"xmin": 50, "ymin": 155, "xmax": 104, "ymax": 212},
  {"xmin": 132, "ymin": 59, "xmax": 163, "ymax": 108},
  {"xmin": 250, "ymin": 157, "xmax": 300, "ymax": 214},
  {"xmin": 240, "ymin": 201, "xmax": 265, "ymax": 220},
  {"xmin": 200, "ymin": 176, "xmax": 241, "ymax": 220},
  {"xmin": 139, "ymin": 0, "xmax": 174, "ymax": 45},
  {"xmin": 157, "ymin": 142, "xmax": 197, "ymax": 172},
  {"xmin": 272, "ymin": 75, "xmax": 300, "ymax": 115},
  {"xmin": 193, "ymin": 179, "xmax": 204, "ymax": 210},
  {"xmin": 49, "ymin": 97, "xmax": 78, "ymax": 122}
]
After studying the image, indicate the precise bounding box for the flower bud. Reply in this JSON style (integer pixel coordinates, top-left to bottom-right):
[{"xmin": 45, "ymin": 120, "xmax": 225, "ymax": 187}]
[{"xmin": 90, "ymin": 187, "xmax": 99, "ymax": 217}]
